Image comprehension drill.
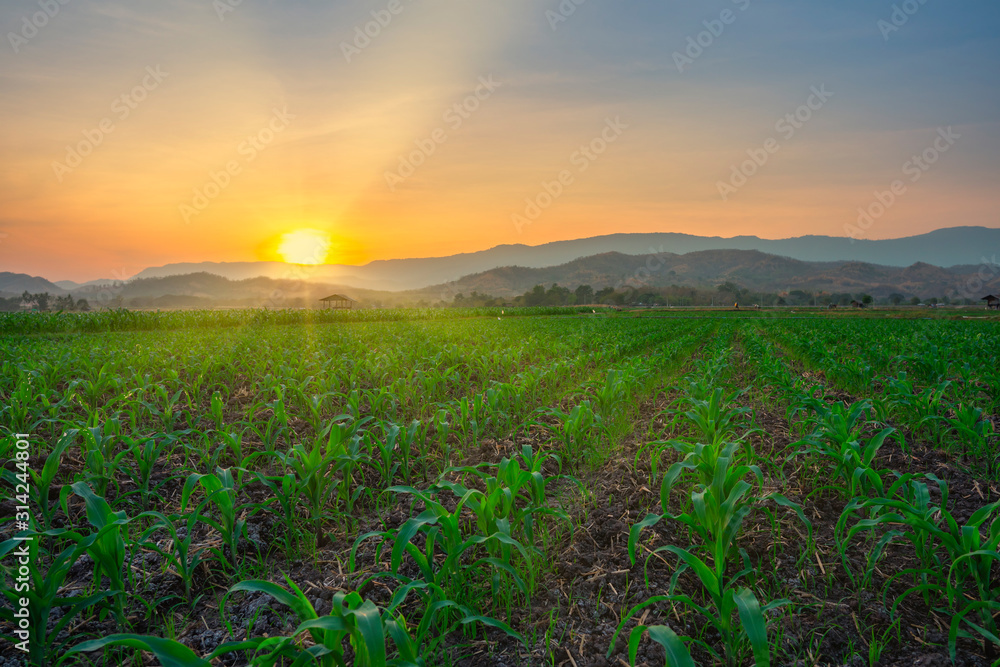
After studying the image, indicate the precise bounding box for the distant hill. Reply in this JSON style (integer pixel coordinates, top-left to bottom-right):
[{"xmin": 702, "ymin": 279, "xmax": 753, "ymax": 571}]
[
  {"xmin": 75, "ymin": 250, "xmax": 1000, "ymax": 307},
  {"xmin": 116, "ymin": 273, "xmax": 411, "ymax": 308},
  {"xmin": 54, "ymin": 278, "xmax": 120, "ymax": 291},
  {"xmin": 131, "ymin": 226, "xmax": 1000, "ymax": 291},
  {"xmin": 0, "ymin": 272, "xmax": 68, "ymax": 297},
  {"xmin": 427, "ymin": 250, "xmax": 1000, "ymax": 300}
]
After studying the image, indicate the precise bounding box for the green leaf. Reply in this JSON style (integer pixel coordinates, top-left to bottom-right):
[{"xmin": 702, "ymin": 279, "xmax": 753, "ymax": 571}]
[
  {"xmin": 735, "ymin": 588, "xmax": 770, "ymax": 667},
  {"xmin": 65, "ymin": 635, "xmax": 211, "ymax": 667},
  {"xmin": 646, "ymin": 625, "xmax": 695, "ymax": 667},
  {"xmin": 627, "ymin": 513, "xmax": 663, "ymax": 566}
]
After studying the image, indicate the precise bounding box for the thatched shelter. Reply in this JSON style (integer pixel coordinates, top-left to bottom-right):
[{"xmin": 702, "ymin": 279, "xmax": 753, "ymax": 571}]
[{"xmin": 319, "ymin": 294, "xmax": 356, "ymax": 310}]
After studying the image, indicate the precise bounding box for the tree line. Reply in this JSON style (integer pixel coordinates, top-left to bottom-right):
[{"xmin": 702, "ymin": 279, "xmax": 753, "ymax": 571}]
[
  {"xmin": 0, "ymin": 291, "xmax": 91, "ymax": 312},
  {"xmin": 449, "ymin": 283, "xmax": 979, "ymax": 308}
]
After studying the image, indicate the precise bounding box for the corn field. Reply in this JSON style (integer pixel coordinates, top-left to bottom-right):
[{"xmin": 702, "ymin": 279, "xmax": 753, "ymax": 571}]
[{"xmin": 0, "ymin": 309, "xmax": 998, "ymax": 666}]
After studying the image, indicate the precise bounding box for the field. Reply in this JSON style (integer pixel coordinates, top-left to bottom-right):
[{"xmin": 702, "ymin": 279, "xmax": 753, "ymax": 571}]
[{"xmin": 1, "ymin": 308, "xmax": 999, "ymax": 666}]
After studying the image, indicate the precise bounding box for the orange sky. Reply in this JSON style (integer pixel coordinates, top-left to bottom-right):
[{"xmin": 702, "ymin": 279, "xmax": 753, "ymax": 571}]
[{"xmin": 1, "ymin": 1, "xmax": 998, "ymax": 281}]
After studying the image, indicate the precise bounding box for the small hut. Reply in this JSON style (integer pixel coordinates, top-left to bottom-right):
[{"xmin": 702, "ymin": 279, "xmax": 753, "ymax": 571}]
[
  {"xmin": 850, "ymin": 300, "xmax": 865, "ymax": 309},
  {"xmin": 982, "ymin": 295, "xmax": 1000, "ymax": 310},
  {"xmin": 319, "ymin": 294, "xmax": 356, "ymax": 310}
]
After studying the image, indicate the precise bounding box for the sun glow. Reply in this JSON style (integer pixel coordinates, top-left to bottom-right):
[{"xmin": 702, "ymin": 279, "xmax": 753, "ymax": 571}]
[{"xmin": 278, "ymin": 229, "xmax": 332, "ymax": 265}]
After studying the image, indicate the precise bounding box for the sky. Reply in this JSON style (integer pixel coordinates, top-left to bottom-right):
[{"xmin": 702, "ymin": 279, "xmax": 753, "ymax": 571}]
[{"xmin": 1, "ymin": 0, "xmax": 999, "ymax": 282}]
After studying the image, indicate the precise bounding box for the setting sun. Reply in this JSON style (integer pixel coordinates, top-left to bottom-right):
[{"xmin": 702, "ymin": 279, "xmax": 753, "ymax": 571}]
[{"xmin": 277, "ymin": 229, "xmax": 331, "ymax": 265}]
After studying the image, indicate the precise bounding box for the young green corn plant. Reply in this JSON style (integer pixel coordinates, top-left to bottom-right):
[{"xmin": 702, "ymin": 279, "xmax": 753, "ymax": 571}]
[
  {"xmin": 432, "ymin": 408, "xmax": 453, "ymax": 465},
  {"xmin": 279, "ymin": 437, "xmax": 344, "ymax": 546},
  {"xmin": 0, "ymin": 529, "xmax": 121, "ymax": 667},
  {"xmin": 181, "ymin": 467, "xmax": 248, "ymax": 568},
  {"xmin": 790, "ymin": 425, "xmax": 898, "ymax": 501},
  {"xmin": 382, "ymin": 580, "xmax": 525, "ymax": 665},
  {"xmin": 536, "ymin": 400, "xmax": 603, "ymax": 467},
  {"xmin": 121, "ymin": 434, "xmax": 184, "ymax": 511},
  {"xmin": 77, "ymin": 421, "xmax": 128, "ymax": 501},
  {"xmin": 448, "ymin": 444, "xmax": 575, "ymax": 555},
  {"xmin": 455, "ymin": 394, "xmax": 484, "ymax": 446},
  {"xmin": 942, "ymin": 403, "xmax": 996, "ymax": 462},
  {"xmin": 255, "ymin": 471, "xmax": 305, "ymax": 557},
  {"xmin": 137, "ymin": 509, "xmax": 211, "ymax": 605},
  {"xmin": 366, "ymin": 429, "xmax": 401, "ymax": 489},
  {"xmin": 331, "ymin": 425, "xmax": 373, "ymax": 517},
  {"xmin": 884, "ymin": 374, "xmax": 952, "ymax": 443},
  {"xmin": 363, "ymin": 386, "xmax": 399, "ymax": 420},
  {"xmin": 351, "ymin": 485, "xmax": 530, "ymax": 612},
  {"xmin": 839, "ymin": 477, "xmax": 1000, "ymax": 661},
  {"xmin": 73, "ymin": 362, "xmax": 120, "ymax": 425},
  {"xmin": 150, "ymin": 383, "xmax": 186, "ymax": 432},
  {"xmin": 4, "ymin": 372, "xmax": 52, "ymax": 434},
  {"xmin": 210, "ymin": 389, "xmax": 225, "ymax": 429},
  {"xmin": 617, "ymin": 586, "xmax": 781, "ymax": 667},
  {"xmin": 624, "ymin": 452, "xmax": 808, "ymax": 666},
  {"xmin": 672, "ymin": 385, "xmax": 754, "ymax": 450},
  {"xmin": 221, "ymin": 575, "xmax": 390, "ymax": 667},
  {"xmin": 60, "ymin": 481, "xmax": 131, "ymax": 627},
  {"xmin": 211, "ymin": 426, "xmax": 246, "ymax": 468},
  {"xmin": 373, "ymin": 420, "xmax": 422, "ymax": 486},
  {"xmin": 2, "ymin": 430, "xmax": 74, "ymax": 531}
]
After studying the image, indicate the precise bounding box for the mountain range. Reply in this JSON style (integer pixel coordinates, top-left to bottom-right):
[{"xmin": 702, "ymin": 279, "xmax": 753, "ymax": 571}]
[
  {"xmin": 116, "ymin": 226, "xmax": 1000, "ymax": 293},
  {"xmin": 3, "ymin": 227, "xmax": 998, "ymax": 305}
]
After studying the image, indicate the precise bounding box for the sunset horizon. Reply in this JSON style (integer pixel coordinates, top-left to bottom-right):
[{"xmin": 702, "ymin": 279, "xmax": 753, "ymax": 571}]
[{"xmin": 2, "ymin": 2, "xmax": 999, "ymax": 283}]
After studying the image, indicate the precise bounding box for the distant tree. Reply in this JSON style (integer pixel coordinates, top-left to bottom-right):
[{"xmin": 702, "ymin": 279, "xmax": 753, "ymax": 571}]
[
  {"xmin": 595, "ymin": 287, "xmax": 616, "ymax": 303},
  {"xmin": 575, "ymin": 284, "xmax": 594, "ymax": 305},
  {"xmin": 544, "ymin": 284, "xmax": 571, "ymax": 306},
  {"xmin": 788, "ymin": 290, "xmax": 813, "ymax": 306},
  {"xmin": 861, "ymin": 294, "xmax": 873, "ymax": 305},
  {"xmin": 20, "ymin": 291, "xmax": 53, "ymax": 311},
  {"xmin": 910, "ymin": 296, "xmax": 921, "ymax": 305},
  {"xmin": 524, "ymin": 285, "xmax": 546, "ymax": 307},
  {"xmin": 888, "ymin": 293, "xmax": 905, "ymax": 305}
]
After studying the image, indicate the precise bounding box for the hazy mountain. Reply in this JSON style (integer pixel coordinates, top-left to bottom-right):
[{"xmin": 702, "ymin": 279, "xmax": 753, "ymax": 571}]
[
  {"xmin": 0, "ymin": 272, "xmax": 68, "ymax": 297},
  {"xmin": 116, "ymin": 273, "xmax": 411, "ymax": 308},
  {"xmin": 43, "ymin": 250, "xmax": 995, "ymax": 308},
  {"xmin": 131, "ymin": 226, "xmax": 1000, "ymax": 291},
  {"xmin": 54, "ymin": 278, "xmax": 121, "ymax": 290},
  {"xmin": 429, "ymin": 250, "xmax": 1000, "ymax": 300}
]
